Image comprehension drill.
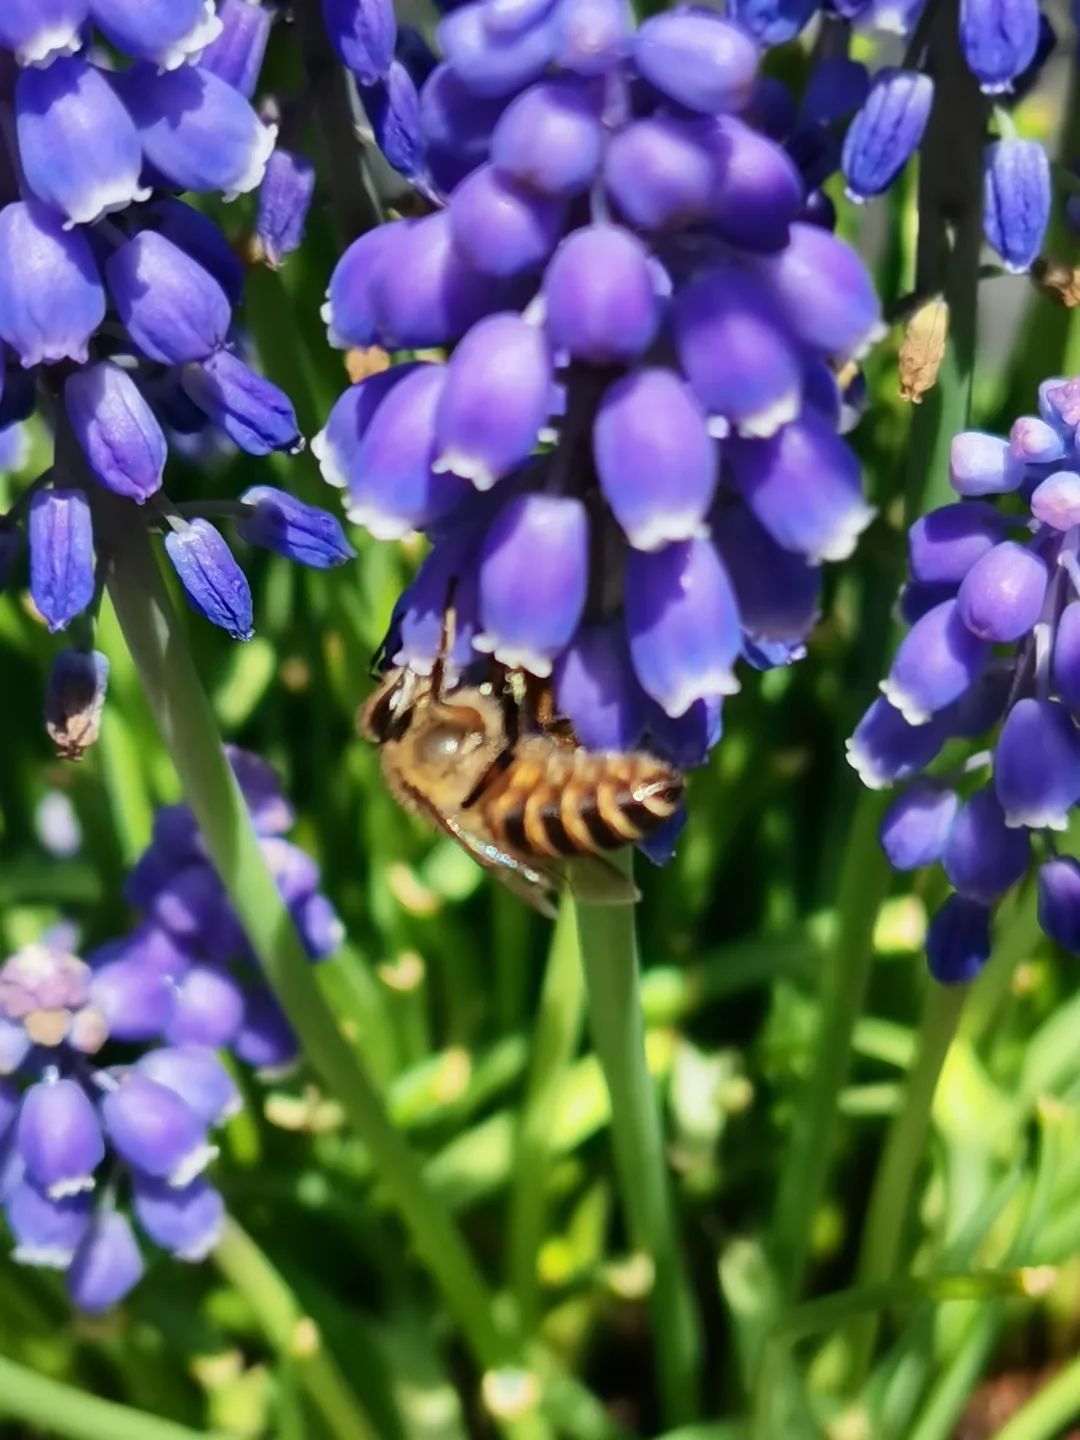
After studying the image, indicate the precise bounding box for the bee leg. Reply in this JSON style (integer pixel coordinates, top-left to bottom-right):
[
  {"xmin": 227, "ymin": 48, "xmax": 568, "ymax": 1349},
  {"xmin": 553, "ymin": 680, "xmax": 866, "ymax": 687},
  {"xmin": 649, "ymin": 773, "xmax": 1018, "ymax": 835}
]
[{"xmin": 431, "ymin": 581, "xmax": 459, "ymax": 702}]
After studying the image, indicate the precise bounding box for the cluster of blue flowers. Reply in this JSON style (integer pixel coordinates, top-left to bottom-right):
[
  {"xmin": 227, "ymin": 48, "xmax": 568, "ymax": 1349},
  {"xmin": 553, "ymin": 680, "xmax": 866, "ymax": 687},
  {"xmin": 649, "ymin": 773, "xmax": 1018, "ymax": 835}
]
[
  {"xmin": 316, "ymin": 0, "xmax": 882, "ymax": 772},
  {"xmin": 0, "ymin": 0, "xmax": 352, "ymax": 702},
  {"xmin": 721, "ymin": 0, "xmax": 1058, "ymax": 276},
  {"xmin": 0, "ymin": 748, "xmax": 339, "ymax": 1312},
  {"xmin": 849, "ymin": 377, "xmax": 1080, "ymax": 982}
]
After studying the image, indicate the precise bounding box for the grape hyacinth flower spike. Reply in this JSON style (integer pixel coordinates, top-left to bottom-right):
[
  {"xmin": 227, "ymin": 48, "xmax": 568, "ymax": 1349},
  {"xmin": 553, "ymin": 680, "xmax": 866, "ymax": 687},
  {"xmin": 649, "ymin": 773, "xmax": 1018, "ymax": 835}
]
[
  {"xmin": 0, "ymin": 5, "xmax": 353, "ymax": 731},
  {"xmin": 849, "ymin": 375, "xmax": 1080, "ymax": 982},
  {"xmin": 317, "ymin": 0, "xmax": 883, "ymax": 809}
]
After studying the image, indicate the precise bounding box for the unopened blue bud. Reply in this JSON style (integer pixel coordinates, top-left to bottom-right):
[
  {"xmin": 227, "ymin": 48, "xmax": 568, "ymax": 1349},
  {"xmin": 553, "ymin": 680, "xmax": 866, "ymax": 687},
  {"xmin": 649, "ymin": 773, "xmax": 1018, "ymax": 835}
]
[
  {"xmin": 66, "ymin": 364, "xmax": 166, "ymax": 504},
  {"xmin": 322, "ymin": 0, "xmax": 396, "ymax": 84},
  {"xmin": 960, "ymin": 0, "xmax": 1039, "ymax": 92},
  {"xmin": 256, "ymin": 150, "xmax": 316, "ymax": 269},
  {"xmin": 553, "ymin": 0, "xmax": 631, "ymax": 74},
  {"xmin": 167, "ymin": 964, "xmax": 245, "ymax": 1048},
  {"xmin": 926, "ymin": 895, "xmax": 991, "ymax": 985},
  {"xmin": 493, "ymin": 78, "xmax": 602, "ymax": 198},
  {"xmin": 956, "ymin": 539, "xmax": 1047, "ymax": 643},
  {"xmin": 0, "ymin": 0, "xmax": 87, "ymax": 67},
  {"xmin": 0, "ymin": 202, "xmax": 105, "ymax": 368},
  {"xmin": 164, "ymin": 519, "xmax": 254, "ymax": 642},
  {"xmin": 801, "ymin": 57, "xmax": 870, "ymax": 125},
  {"xmin": 633, "ymin": 10, "xmax": 759, "ymax": 115},
  {"xmin": 181, "ymin": 351, "xmax": 300, "ymax": 456},
  {"xmin": 132, "ymin": 1174, "xmax": 224, "ymax": 1260},
  {"xmin": 543, "ymin": 224, "xmax": 660, "ymax": 365},
  {"xmin": 908, "ymin": 502, "xmax": 1007, "ymax": 585},
  {"xmin": 238, "ymin": 486, "xmax": 355, "ymax": 568},
  {"xmin": 983, "ymin": 138, "xmax": 1050, "ymax": 273},
  {"xmin": 67, "ymin": 1212, "xmax": 144, "ymax": 1314},
  {"xmin": 16, "ymin": 58, "xmax": 148, "ymax": 228},
  {"xmin": 603, "ymin": 114, "xmax": 714, "ymax": 231},
  {"xmin": 362, "ymin": 60, "xmax": 424, "ymax": 181},
  {"xmin": 28, "ymin": 489, "xmax": 95, "ymax": 634},
  {"xmin": 199, "ymin": 0, "xmax": 272, "ymax": 97},
  {"xmin": 437, "ymin": 2, "xmax": 557, "ymax": 98},
  {"xmin": 730, "ymin": 0, "xmax": 816, "ymax": 45},
  {"xmin": 116, "ymin": 63, "xmax": 276, "ymax": 201},
  {"xmin": 16, "ymin": 1078, "xmax": 104, "ymax": 1200},
  {"xmin": 107, "ymin": 232, "xmax": 231, "ymax": 366},
  {"xmin": 450, "ymin": 164, "xmax": 566, "ymax": 278},
  {"xmin": 842, "ymin": 69, "xmax": 933, "ymax": 202}
]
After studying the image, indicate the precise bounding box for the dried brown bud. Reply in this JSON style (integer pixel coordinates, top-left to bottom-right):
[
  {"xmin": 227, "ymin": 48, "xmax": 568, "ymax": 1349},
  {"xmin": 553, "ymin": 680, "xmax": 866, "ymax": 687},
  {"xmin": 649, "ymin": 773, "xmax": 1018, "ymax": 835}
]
[
  {"xmin": 1031, "ymin": 257, "xmax": 1080, "ymax": 308},
  {"xmin": 45, "ymin": 649, "xmax": 109, "ymax": 761},
  {"xmin": 899, "ymin": 298, "xmax": 949, "ymax": 404}
]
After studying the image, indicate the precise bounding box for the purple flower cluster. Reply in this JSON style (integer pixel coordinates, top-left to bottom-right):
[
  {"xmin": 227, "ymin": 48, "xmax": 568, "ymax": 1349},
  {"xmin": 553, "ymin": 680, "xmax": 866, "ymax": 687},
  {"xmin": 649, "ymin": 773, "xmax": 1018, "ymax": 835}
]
[
  {"xmin": 848, "ymin": 377, "xmax": 1080, "ymax": 983},
  {"xmin": 725, "ymin": 0, "xmax": 1056, "ymax": 275},
  {"xmin": 0, "ymin": 0, "xmax": 351, "ymax": 682},
  {"xmin": 316, "ymin": 0, "xmax": 882, "ymax": 772},
  {"xmin": 0, "ymin": 748, "xmax": 339, "ymax": 1312}
]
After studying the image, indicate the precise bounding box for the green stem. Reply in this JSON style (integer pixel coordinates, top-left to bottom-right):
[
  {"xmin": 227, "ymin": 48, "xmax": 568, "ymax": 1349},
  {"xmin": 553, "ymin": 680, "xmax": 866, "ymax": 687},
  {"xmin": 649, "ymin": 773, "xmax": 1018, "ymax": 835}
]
[
  {"xmin": 508, "ymin": 899, "xmax": 586, "ymax": 1330},
  {"xmin": 845, "ymin": 983, "xmax": 968, "ymax": 1383},
  {"xmin": 770, "ymin": 791, "xmax": 891, "ymax": 1298},
  {"xmin": 0, "ymin": 1353, "xmax": 229, "ymax": 1440},
  {"xmin": 575, "ymin": 857, "xmax": 702, "ymax": 1429},
  {"xmin": 103, "ymin": 521, "xmax": 510, "ymax": 1372},
  {"xmin": 994, "ymin": 1353, "xmax": 1080, "ymax": 1440},
  {"xmin": 214, "ymin": 1219, "xmax": 380, "ymax": 1440}
]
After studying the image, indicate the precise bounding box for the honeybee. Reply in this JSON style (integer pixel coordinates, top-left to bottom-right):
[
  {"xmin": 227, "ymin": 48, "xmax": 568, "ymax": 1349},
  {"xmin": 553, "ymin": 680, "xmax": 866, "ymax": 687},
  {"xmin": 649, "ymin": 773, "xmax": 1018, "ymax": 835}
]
[{"xmin": 360, "ymin": 620, "xmax": 684, "ymax": 917}]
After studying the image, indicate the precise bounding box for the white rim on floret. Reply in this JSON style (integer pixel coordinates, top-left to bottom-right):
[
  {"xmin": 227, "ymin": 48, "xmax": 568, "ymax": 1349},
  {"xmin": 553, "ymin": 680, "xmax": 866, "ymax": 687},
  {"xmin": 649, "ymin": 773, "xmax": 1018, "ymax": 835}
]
[
  {"xmin": 319, "ymin": 300, "xmax": 354, "ymax": 352},
  {"xmin": 473, "ymin": 632, "xmax": 557, "ymax": 679},
  {"xmin": 432, "ymin": 449, "xmax": 499, "ymax": 490},
  {"xmin": 19, "ymin": 23, "xmax": 83, "ymax": 68},
  {"xmin": 13, "ymin": 1240, "xmax": 78, "ymax": 1269},
  {"xmin": 622, "ymin": 512, "xmax": 711, "ymax": 553},
  {"xmin": 655, "ymin": 670, "xmax": 740, "ymax": 721},
  {"xmin": 844, "ymin": 735, "xmax": 893, "ymax": 791},
  {"xmin": 62, "ymin": 179, "xmax": 152, "ymax": 232},
  {"xmin": 222, "ymin": 120, "xmax": 278, "ymax": 204},
  {"xmin": 153, "ymin": 2, "xmax": 224, "ymax": 72},
  {"xmin": 878, "ymin": 677, "xmax": 933, "ymax": 728},
  {"xmin": 811, "ymin": 500, "xmax": 877, "ymax": 564},
  {"xmin": 343, "ymin": 498, "xmax": 415, "ymax": 542},
  {"xmin": 47, "ymin": 1172, "xmax": 98, "ymax": 1202},
  {"xmin": 732, "ymin": 389, "xmax": 801, "ymax": 440},
  {"xmin": 175, "ymin": 1210, "xmax": 225, "ymax": 1263},
  {"xmin": 1002, "ymin": 802, "xmax": 1071, "ymax": 832},
  {"xmin": 310, "ymin": 427, "xmax": 347, "ymax": 489},
  {"xmin": 167, "ymin": 1140, "xmax": 219, "ymax": 1191}
]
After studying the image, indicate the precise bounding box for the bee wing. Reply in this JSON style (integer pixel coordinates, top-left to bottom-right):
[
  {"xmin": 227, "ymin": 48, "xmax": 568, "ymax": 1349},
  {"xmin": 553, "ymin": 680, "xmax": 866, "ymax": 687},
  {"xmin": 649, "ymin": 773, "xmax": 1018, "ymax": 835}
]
[
  {"xmin": 437, "ymin": 810, "xmax": 563, "ymax": 920},
  {"xmin": 562, "ymin": 854, "xmax": 641, "ymax": 908}
]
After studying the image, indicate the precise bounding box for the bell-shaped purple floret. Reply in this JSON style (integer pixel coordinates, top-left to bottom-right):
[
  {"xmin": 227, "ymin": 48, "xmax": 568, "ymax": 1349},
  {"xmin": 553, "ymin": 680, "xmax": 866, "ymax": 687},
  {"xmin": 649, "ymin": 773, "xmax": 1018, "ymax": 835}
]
[
  {"xmin": 492, "ymin": 79, "xmax": 602, "ymax": 197},
  {"xmin": 363, "ymin": 59, "xmax": 424, "ymax": 183},
  {"xmin": 347, "ymin": 364, "xmax": 469, "ymax": 539},
  {"xmin": 200, "ymin": 0, "xmax": 272, "ymax": 97},
  {"xmin": 881, "ymin": 599, "xmax": 989, "ymax": 725},
  {"xmin": 321, "ymin": 0, "xmax": 395, "ymax": 83},
  {"xmin": 88, "ymin": 957, "xmax": 172, "ymax": 1042},
  {"xmin": 748, "ymin": 222, "xmax": 883, "ymax": 362},
  {"xmin": 181, "ymin": 351, "xmax": 300, "ymax": 456},
  {"xmin": 257, "ymin": 150, "xmax": 316, "ymax": 267},
  {"xmin": 28, "ymin": 490, "xmax": 95, "ymax": 635},
  {"xmin": 960, "ymin": 0, "xmax": 1039, "ymax": 93},
  {"xmin": 107, "ymin": 232, "xmax": 230, "ymax": 365},
  {"xmin": 948, "ymin": 430, "xmax": 1019, "ymax": 496},
  {"xmin": 554, "ymin": 621, "xmax": 648, "ymax": 751},
  {"xmin": 136, "ymin": 1046, "xmax": 240, "ymax": 1127},
  {"xmin": 633, "ymin": 9, "xmax": 758, "ymax": 114},
  {"xmin": 434, "ymin": 312, "xmax": 551, "ymax": 490},
  {"xmin": 117, "ymin": 63, "xmax": 275, "ymax": 200},
  {"xmin": 841, "ymin": 68, "xmax": 933, "ymax": 202},
  {"xmin": 625, "ymin": 538, "xmax": 742, "ymax": 718},
  {"xmin": 543, "ymin": 224, "xmax": 661, "ymax": 365},
  {"xmin": 728, "ymin": 412, "xmax": 873, "ymax": 563},
  {"xmin": 1053, "ymin": 601, "xmax": 1080, "ymax": 710},
  {"xmin": 166, "ymin": 964, "xmax": 245, "ymax": 1048},
  {"xmin": 553, "ymin": 0, "xmax": 631, "ymax": 74},
  {"xmin": 312, "ymin": 367, "xmax": 409, "ymax": 492},
  {"xmin": 88, "ymin": 0, "xmax": 220, "ymax": 68},
  {"xmin": 955, "ymin": 539, "xmax": 1047, "ymax": 643},
  {"xmin": 943, "ymin": 787, "xmax": 1030, "ymax": 903},
  {"xmin": 164, "ymin": 519, "xmax": 254, "ymax": 642},
  {"xmin": 476, "ymin": 493, "xmax": 587, "ymax": 675},
  {"xmin": 594, "ymin": 367, "xmax": 717, "ymax": 551},
  {"xmin": 102, "ymin": 1074, "xmax": 215, "ymax": 1188},
  {"xmin": 449, "ymin": 164, "xmax": 567, "ymax": 276},
  {"xmin": 702, "ymin": 116, "xmax": 804, "ymax": 252},
  {"xmin": 0, "ymin": 202, "xmax": 104, "ymax": 368},
  {"xmin": 995, "ymin": 697, "xmax": 1080, "ymax": 830},
  {"xmin": 880, "ymin": 781, "xmax": 958, "ymax": 870},
  {"xmin": 1031, "ymin": 471, "xmax": 1080, "ymax": 530},
  {"xmin": 238, "ymin": 486, "xmax": 355, "ymax": 568},
  {"xmin": 6, "ymin": 1180, "xmax": 91, "ymax": 1268},
  {"xmin": 233, "ymin": 989, "xmax": 298, "ymax": 1071},
  {"xmin": 674, "ymin": 264, "xmax": 802, "ymax": 437},
  {"xmin": 147, "ymin": 198, "xmax": 245, "ymax": 307},
  {"xmin": 0, "ymin": 0, "xmax": 87, "ymax": 66},
  {"xmin": 437, "ymin": 2, "xmax": 558, "ymax": 97},
  {"xmin": 67, "ymin": 1211, "xmax": 144, "ymax": 1314},
  {"xmin": 603, "ymin": 115, "xmax": 714, "ymax": 231},
  {"xmin": 16, "ymin": 58, "xmax": 147, "ymax": 228},
  {"xmin": 731, "ymin": 0, "xmax": 817, "ymax": 44},
  {"xmin": 907, "ymin": 501, "xmax": 1008, "ymax": 585},
  {"xmin": 294, "ymin": 892, "xmax": 345, "ymax": 961},
  {"xmin": 983, "ymin": 138, "xmax": 1050, "ymax": 273},
  {"xmin": 16, "ymin": 1078, "xmax": 104, "ymax": 1199},
  {"xmin": 714, "ymin": 502, "xmax": 821, "ymax": 646},
  {"xmin": 145, "ymin": 861, "xmax": 222, "ymax": 939},
  {"xmin": 946, "ymin": 664, "xmax": 1012, "ymax": 738},
  {"xmin": 91, "ymin": 926, "xmax": 191, "ymax": 985},
  {"xmin": 1037, "ymin": 857, "xmax": 1080, "ymax": 952},
  {"xmin": 368, "ymin": 211, "xmax": 496, "ymax": 349},
  {"xmin": 66, "ymin": 364, "xmax": 166, "ymax": 504},
  {"xmin": 132, "ymin": 1174, "xmax": 224, "ymax": 1260},
  {"xmin": 926, "ymin": 895, "xmax": 992, "ymax": 985},
  {"xmin": 391, "ymin": 530, "xmax": 483, "ymax": 675},
  {"xmin": 321, "ymin": 225, "xmax": 397, "ymax": 350}
]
